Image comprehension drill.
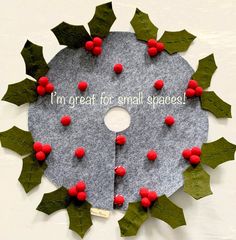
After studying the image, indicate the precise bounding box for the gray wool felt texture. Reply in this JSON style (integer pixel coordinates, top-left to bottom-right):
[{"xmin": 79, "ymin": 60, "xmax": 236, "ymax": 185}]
[{"xmin": 28, "ymin": 32, "xmax": 208, "ymax": 210}]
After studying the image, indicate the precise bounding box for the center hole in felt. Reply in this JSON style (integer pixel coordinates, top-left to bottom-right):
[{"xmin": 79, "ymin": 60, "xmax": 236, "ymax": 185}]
[{"xmin": 104, "ymin": 106, "xmax": 131, "ymax": 132}]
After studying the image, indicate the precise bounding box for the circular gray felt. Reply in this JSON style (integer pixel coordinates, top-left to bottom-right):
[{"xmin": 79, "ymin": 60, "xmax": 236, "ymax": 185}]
[{"xmin": 28, "ymin": 32, "xmax": 208, "ymax": 210}]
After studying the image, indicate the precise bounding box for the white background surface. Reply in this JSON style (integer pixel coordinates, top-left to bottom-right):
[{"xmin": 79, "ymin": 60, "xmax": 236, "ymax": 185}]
[{"xmin": 0, "ymin": 0, "xmax": 236, "ymax": 239}]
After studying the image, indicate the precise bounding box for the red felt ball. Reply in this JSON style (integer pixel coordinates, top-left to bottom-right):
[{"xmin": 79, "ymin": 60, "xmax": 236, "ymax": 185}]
[
  {"xmin": 147, "ymin": 150, "xmax": 158, "ymax": 161},
  {"xmin": 191, "ymin": 147, "xmax": 202, "ymax": 156},
  {"xmin": 147, "ymin": 191, "xmax": 158, "ymax": 202},
  {"xmin": 115, "ymin": 166, "xmax": 126, "ymax": 177},
  {"xmin": 189, "ymin": 155, "xmax": 201, "ymax": 165},
  {"xmin": 85, "ymin": 41, "xmax": 94, "ymax": 51},
  {"xmin": 45, "ymin": 83, "xmax": 54, "ymax": 93},
  {"xmin": 38, "ymin": 76, "xmax": 49, "ymax": 86},
  {"xmin": 188, "ymin": 80, "xmax": 198, "ymax": 89},
  {"xmin": 185, "ymin": 88, "xmax": 196, "ymax": 98},
  {"xmin": 154, "ymin": 79, "xmax": 164, "ymax": 90},
  {"xmin": 37, "ymin": 85, "xmax": 46, "ymax": 96},
  {"xmin": 114, "ymin": 64, "xmax": 123, "ymax": 74},
  {"xmin": 75, "ymin": 147, "xmax": 85, "ymax": 158},
  {"xmin": 115, "ymin": 135, "xmax": 126, "ymax": 145},
  {"xmin": 92, "ymin": 46, "xmax": 102, "ymax": 56},
  {"xmin": 139, "ymin": 187, "xmax": 149, "ymax": 198},
  {"xmin": 165, "ymin": 115, "xmax": 175, "ymax": 126},
  {"xmin": 78, "ymin": 81, "xmax": 88, "ymax": 92},
  {"xmin": 42, "ymin": 144, "xmax": 52, "ymax": 155},
  {"xmin": 68, "ymin": 186, "xmax": 77, "ymax": 197},
  {"xmin": 77, "ymin": 191, "xmax": 87, "ymax": 201},
  {"xmin": 33, "ymin": 142, "xmax": 42, "ymax": 152},
  {"xmin": 156, "ymin": 42, "xmax": 165, "ymax": 52},
  {"xmin": 141, "ymin": 197, "xmax": 151, "ymax": 208},
  {"xmin": 147, "ymin": 39, "xmax": 157, "ymax": 48},
  {"xmin": 36, "ymin": 151, "xmax": 46, "ymax": 161},
  {"xmin": 114, "ymin": 195, "xmax": 125, "ymax": 205},
  {"xmin": 61, "ymin": 115, "xmax": 71, "ymax": 126},
  {"xmin": 195, "ymin": 86, "xmax": 203, "ymax": 96},
  {"xmin": 93, "ymin": 37, "xmax": 103, "ymax": 47},
  {"xmin": 76, "ymin": 181, "xmax": 86, "ymax": 192},
  {"xmin": 148, "ymin": 47, "xmax": 158, "ymax": 57},
  {"xmin": 182, "ymin": 149, "xmax": 192, "ymax": 159}
]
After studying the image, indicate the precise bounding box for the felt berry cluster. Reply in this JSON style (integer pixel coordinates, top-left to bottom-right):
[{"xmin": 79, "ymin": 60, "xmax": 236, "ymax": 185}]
[
  {"xmin": 33, "ymin": 142, "xmax": 52, "ymax": 161},
  {"xmin": 36, "ymin": 76, "xmax": 55, "ymax": 96},
  {"xmin": 85, "ymin": 37, "xmax": 103, "ymax": 56},
  {"xmin": 185, "ymin": 80, "xmax": 203, "ymax": 98},
  {"xmin": 68, "ymin": 181, "xmax": 87, "ymax": 201},
  {"xmin": 114, "ymin": 194, "xmax": 125, "ymax": 206},
  {"xmin": 139, "ymin": 187, "xmax": 158, "ymax": 208},
  {"xmin": 147, "ymin": 39, "xmax": 165, "ymax": 57},
  {"xmin": 182, "ymin": 146, "xmax": 202, "ymax": 165}
]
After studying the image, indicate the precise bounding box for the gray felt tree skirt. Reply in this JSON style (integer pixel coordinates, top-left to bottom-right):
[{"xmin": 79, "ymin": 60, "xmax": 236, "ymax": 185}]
[{"xmin": 28, "ymin": 32, "xmax": 208, "ymax": 210}]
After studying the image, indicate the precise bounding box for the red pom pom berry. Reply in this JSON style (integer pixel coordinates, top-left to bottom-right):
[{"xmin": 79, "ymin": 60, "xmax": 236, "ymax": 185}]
[
  {"xmin": 45, "ymin": 83, "xmax": 54, "ymax": 93},
  {"xmin": 188, "ymin": 80, "xmax": 198, "ymax": 89},
  {"xmin": 33, "ymin": 142, "xmax": 42, "ymax": 152},
  {"xmin": 147, "ymin": 150, "xmax": 158, "ymax": 161},
  {"xmin": 93, "ymin": 37, "xmax": 103, "ymax": 47},
  {"xmin": 115, "ymin": 135, "xmax": 126, "ymax": 145},
  {"xmin": 77, "ymin": 192, "xmax": 87, "ymax": 201},
  {"xmin": 156, "ymin": 42, "xmax": 165, "ymax": 52},
  {"xmin": 38, "ymin": 76, "xmax": 49, "ymax": 86},
  {"xmin": 78, "ymin": 81, "xmax": 88, "ymax": 92},
  {"xmin": 185, "ymin": 88, "xmax": 196, "ymax": 98},
  {"xmin": 85, "ymin": 41, "xmax": 94, "ymax": 51},
  {"xmin": 114, "ymin": 64, "xmax": 123, "ymax": 74},
  {"xmin": 61, "ymin": 115, "xmax": 71, "ymax": 126},
  {"xmin": 195, "ymin": 87, "xmax": 203, "ymax": 96},
  {"xmin": 42, "ymin": 144, "xmax": 52, "ymax": 154},
  {"xmin": 139, "ymin": 187, "xmax": 149, "ymax": 198},
  {"xmin": 147, "ymin": 39, "xmax": 157, "ymax": 48},
  {"xmin": 36, "ymin": 151, "xmax": 46, "ymax": 161},
  {"xmin": 37, "ymin": 85, "xmax": 46, "ymax": 96},
  {"xmin": 182, "ymin": 149, "xmax": 192, "ymax": 159},
  {"xmin": 75, "ymin": 147, "xmax": 85, "ymax": 159},
  {"xmin": 165, "ymin": 115, "xmax": 175, "ymax": 126},
  {"xmin": 115, "ymin": 166, "xmax": 126, "ymax": 177},
  {"xmin": 114, "ymin": 194, "xmax": 125, "ymax": 206},
  {"xmin": 141, "ymin": 197, "xmax": 151, "ymax": 208},
  {"xmin": 147, "ymin": 191, "xmax": 158, "ymax": 202},
  {"xmin": 68, "ymin": 186, "xmax": 77, "ymax": 197},
  {"xmin": 148, "ymin": 47, "xmax": 158, "ymax": 57},
  {"xmin": 189, "ymin": 155, "xmax": 201, "ymax": 165},
  {"xmin": 76, "ymin": 181, "xmax": 86, "ymax": 192},
  {"xmin": 154, "ymin": 79, "xmax": 164, "ymax": 90},
  {"xmin": 92, "ymin": 46, "xmax": 102, "ymax": 56},
  {"xmin": 191, "ymin": 147, "xmax": 202, "ymax": 156}
]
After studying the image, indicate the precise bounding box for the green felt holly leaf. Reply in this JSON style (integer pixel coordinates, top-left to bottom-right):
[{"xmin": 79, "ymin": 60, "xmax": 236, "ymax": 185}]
[
  {"xmin": 52, "ymin": 22, "xmax": 91, "ymax": 49},
  {"xmin": 2, "ymin": 79, "xmax": 38, "ymax": 106},
  {"xmin": 18, "ymin": 154, "xmax": 47, "ymax": 193},
  {"xmin": 0, "ymin": 126, "xmax": 34, "ymax": 156},
  {"xmin": 21, "ymin": 40, "xmax": 49, "ymax": 80},
  {"xmin": 88, "ymin": 2, "xmax": 116, "ymax": 38},
  {"xmin": 183, "ymin": 164, "xmax": 212, "ymax": 200},
  {"xmin": 118, "ymin": 201, "xmax": 148, "ymax": 237},
  {"xmin": 192, "ymin": 54, "xmax": 217, "ymax": 89},
  {"xmin": 130, "ymin": 8, "xmax": 158, "ymax": 42},
  {"xmin": 37, "ymin": 187, "xmax": 68, "ymax": 214},
  {"xmin": 200, "ymin": 91, "xmax": 231, "ymax": 118},
  {"xmin": 201, "ymin": 137, "xmax": 236, "ymax": 169},
  {"xmin": 150, "ymin": 195, "xmax": 186, "ymax": 229},
  {"xmin": 67, "ymin": 201, "xmax": 93, "ymax": 238},
  {"xmin": 159, "ymin": 30, "xmax": 196, "ymax": 54}
]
